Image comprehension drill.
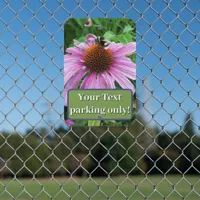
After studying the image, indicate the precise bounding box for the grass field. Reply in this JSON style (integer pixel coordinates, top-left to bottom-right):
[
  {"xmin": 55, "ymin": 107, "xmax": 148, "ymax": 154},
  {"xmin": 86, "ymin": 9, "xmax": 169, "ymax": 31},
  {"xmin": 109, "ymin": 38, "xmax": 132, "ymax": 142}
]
[{"xmin": 0, "ymin": 175, "xmax": 200, "ymax": 200}]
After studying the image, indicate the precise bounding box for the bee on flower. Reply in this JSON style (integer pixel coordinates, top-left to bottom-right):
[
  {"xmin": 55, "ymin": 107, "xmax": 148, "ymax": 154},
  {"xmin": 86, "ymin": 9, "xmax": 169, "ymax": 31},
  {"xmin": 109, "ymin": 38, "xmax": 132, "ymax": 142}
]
[{"xmin": 64, "ymin": 33, "xmax": 136, "ymax": 107}]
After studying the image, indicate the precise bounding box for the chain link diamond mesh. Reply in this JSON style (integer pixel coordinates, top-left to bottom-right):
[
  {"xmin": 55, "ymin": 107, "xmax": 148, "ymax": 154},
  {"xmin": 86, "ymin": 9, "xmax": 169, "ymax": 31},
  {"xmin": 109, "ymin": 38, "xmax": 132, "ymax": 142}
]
[{"xmin": 0, "ymin": 0, "xmax": 200, "ymax": 199}]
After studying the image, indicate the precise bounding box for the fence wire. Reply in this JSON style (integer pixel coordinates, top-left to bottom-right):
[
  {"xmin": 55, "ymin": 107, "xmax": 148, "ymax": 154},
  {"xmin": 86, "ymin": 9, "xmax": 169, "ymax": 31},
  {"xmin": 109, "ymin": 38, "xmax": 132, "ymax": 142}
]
[{"xmin": 0, "ymin": 0, "xmax": 200, "ymax": 199}]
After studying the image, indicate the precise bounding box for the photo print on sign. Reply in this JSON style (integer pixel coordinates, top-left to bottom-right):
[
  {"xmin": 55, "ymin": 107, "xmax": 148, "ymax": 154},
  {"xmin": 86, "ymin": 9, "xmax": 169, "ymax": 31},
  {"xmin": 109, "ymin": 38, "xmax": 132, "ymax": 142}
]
[{"xmin": 64, "ymin": 18, "xmax": 136, "ymax": 126}]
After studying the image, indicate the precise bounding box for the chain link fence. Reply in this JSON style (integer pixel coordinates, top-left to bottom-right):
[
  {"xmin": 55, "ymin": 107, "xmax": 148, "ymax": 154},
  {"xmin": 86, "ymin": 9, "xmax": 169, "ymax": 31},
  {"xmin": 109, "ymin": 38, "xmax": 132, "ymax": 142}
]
[{"xmin": 0, "ymin": 0, "xmax": 200, "ymax": 199}]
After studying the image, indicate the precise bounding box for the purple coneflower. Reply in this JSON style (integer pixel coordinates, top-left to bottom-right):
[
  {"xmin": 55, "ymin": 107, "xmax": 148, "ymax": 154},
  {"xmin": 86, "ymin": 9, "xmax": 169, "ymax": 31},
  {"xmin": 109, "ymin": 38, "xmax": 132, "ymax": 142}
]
[
  {"xmin": 84, "ymin": 18, "xmax": 92, "ymax": 27},
  {"xmin": 64, "ymin": 34, "xmax": 136, "ymax": 125},
  {"xmin": 66, "ymin": 119, "xmax": 75, "ymax": 126}
]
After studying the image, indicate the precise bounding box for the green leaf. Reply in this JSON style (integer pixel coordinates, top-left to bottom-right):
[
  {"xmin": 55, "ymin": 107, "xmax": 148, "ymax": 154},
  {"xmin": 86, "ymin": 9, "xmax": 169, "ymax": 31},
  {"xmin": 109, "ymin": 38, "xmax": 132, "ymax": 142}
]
[
  {"xmin": 75, "ymin": 18, "xmax": 86, "ymax": 27},
  {"xmin": 88, "ymin": 120, "xmax": 101, "ymax": 126},
  {"xmin": 101, "ymin": 120, "xmax": 117, "ymax": 126},
  {"xmin": 116, "ymin": 33, "xmax": 132, "ymax": 44},
  {"xmin": 123, "ymin": 25, "xmax": 134, "ymax": 33},
  {"xmin": 129, "ymin": 53, "xmax": 136, "ymax": 63},
  {"xmin": 74, "ymin": 120, "xmax": 88, "ymax": 126},
  {"xmin": 78, "ymin": 36, "xmax": 85, "ymax": 42},
  {"xmin": 104, "ymin": 31, "xmax": 116, "ymax": 41}
]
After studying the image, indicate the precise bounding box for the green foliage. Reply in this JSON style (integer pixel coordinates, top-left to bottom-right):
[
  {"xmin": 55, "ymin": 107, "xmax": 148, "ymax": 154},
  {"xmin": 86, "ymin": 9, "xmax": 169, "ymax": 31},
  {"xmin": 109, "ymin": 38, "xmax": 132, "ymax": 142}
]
[
  {"xmin": 64, "ymin": 18, "xmax": 136, "ymax": 51},
  {"xmin": 156, "ymin": 114, "xmax": 200, "ymax": 174},
  {"xmin": 1, "ymin": 114, "xmax": 200, "ymax": 178},
  {"xmin": 88, "ymin": 120, "xmax": 101, "ymax": 126}
]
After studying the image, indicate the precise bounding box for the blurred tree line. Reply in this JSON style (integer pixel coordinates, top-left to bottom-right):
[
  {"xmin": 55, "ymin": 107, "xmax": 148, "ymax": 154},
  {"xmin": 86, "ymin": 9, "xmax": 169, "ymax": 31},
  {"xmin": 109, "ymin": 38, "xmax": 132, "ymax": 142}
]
[{"xmin": 0, "ymin": 114, "xmax": 200, "ymax": 178}]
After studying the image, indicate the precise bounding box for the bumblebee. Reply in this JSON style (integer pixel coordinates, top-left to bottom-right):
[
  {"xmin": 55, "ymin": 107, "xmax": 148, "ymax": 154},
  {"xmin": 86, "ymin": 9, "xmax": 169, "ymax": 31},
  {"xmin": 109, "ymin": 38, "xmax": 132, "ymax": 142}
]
[{"xmin": 95, "ymin": 36, "xmax": 110, "ymax": 48}]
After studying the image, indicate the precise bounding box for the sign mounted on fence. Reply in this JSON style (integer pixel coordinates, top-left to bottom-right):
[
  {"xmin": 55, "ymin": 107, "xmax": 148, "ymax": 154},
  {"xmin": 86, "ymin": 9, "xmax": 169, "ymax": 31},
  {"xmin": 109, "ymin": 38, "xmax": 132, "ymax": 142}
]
[{"xmin": 64, "ymin": 18, "xmax": 136, "ymax": 126}]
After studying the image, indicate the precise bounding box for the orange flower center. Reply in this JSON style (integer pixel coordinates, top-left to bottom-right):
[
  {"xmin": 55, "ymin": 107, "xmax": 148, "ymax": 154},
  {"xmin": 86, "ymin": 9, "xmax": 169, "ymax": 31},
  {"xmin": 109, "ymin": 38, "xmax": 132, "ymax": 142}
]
[{"xmin": 83, "ymin": 44, "xmax": 113, "ymax": 73}]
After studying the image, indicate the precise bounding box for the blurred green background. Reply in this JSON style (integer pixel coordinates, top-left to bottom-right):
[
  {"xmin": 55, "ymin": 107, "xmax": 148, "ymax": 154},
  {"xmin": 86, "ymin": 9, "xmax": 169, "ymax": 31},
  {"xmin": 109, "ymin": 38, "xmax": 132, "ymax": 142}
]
[{"xmin": 1, "ymin": 114, "xmax": 199, "ymax": 178}]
